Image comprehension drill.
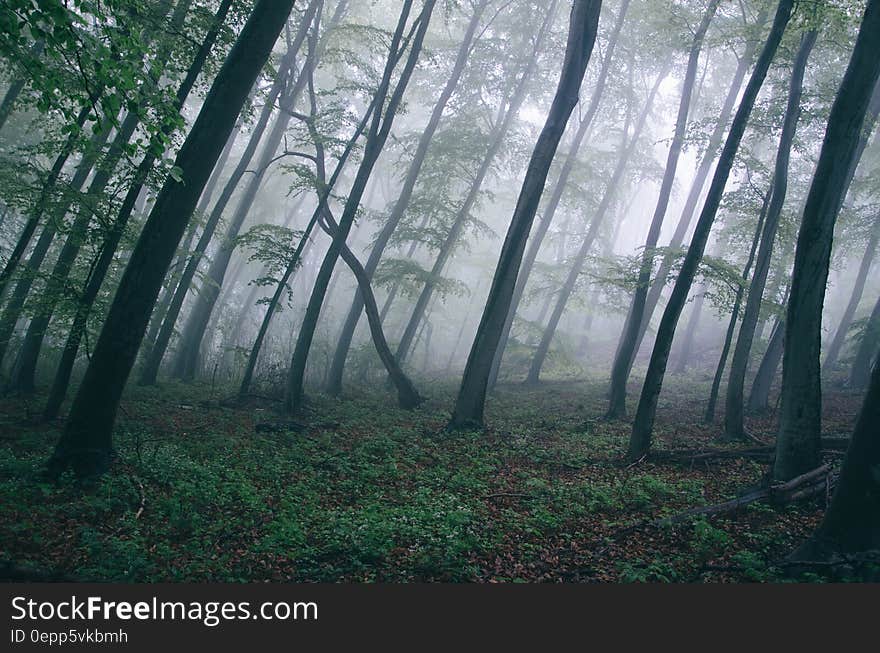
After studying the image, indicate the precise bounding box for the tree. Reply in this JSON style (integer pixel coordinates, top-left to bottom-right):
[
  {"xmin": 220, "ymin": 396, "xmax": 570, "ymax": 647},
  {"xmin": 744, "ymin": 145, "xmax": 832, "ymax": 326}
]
[
  {"xmin": 448, "ymin": 0, "xmax": 603, "ymax": 430},
  {"xmin": 774, "ymin": 0, "xmax": 880, "ymax": 482},
  {"xmin": 722, "ymin": 28, "xmax": 817, "ymax": 441},
  {"xmin": 849, "ymin": 292, "xmax": 880, "ymax": 389},
  {"xmin": 627, "ymin": 0, "xmax": 795, "ymax": 461},
  {"xmin": 47, "ymin": 0, "xmax": 301, "ymax": 477},
  {"xmin": 790, "ymin": 333, "xmax": 880, "ymax": 569},
  {"xmin": 488, "ymin": 0, "xmax": 631, "ymax": 390},
  {"xmin": 325, "ymin": 0, "xmax": 490, "ymax": 395},
  {"xmin": 606, "ymin": 0, "xmax": 720, "ymax": 419},
  {"xmin": 286, "ymin": 0, "xmax": 437, "ymax": 414}
]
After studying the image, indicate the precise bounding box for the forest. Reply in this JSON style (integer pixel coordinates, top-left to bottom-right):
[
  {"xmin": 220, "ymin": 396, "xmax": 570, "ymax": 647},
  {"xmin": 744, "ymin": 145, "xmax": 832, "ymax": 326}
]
[{"xmin": 0, "ymin": 0, "xmax": 878, "ymax": 584}]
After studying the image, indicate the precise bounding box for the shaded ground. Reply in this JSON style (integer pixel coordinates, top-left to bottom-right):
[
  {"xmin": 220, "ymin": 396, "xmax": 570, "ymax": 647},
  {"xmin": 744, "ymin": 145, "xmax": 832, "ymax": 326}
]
[{"xmin": 0, "ymin": 374, "xmax": 865, "ymax": 582}]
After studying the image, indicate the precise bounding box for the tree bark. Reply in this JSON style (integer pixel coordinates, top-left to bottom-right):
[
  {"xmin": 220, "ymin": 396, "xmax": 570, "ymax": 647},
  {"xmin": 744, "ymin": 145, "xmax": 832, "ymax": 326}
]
[
  {"xmin": 849, "ymin": 292, "xmax": 880, "ymax": 390},
  {"xmin": 448, "ymin": 0, "xmax": 602, "ymax": 430},
  {"xmin": 774, "ymin": 0, "xmax": 880, "ymax": 481},
  {"xmin": 488, "ymin": 0, "xmax": 631, "ymax": 390},
  {"xmin": 47, "ymin": 0, "xmax": 300, "ymax": 476},
  {"xmin": 394, "ymin": 1, "xmax": 558, "ymax": 369},
  {"xmin": 325, "ymin": 0, "xmax": 489, "ymax": 395},
  {"xmin": 823, "ymin": 212, "xmax": 880, "ymax": 372},
  {"xmin": 704, "ymin": 180, "xmax": 772, "ymax": 424},
  {"xmin": 627, "ymin": 0, "xmax": 795, "ymax": 461},
  {"xmin": 526, "ymin": 64, "xmax": 668, "ymax": 384},
  {"xmin": 722, "ymin": 29, "xmax": 817, "ymax": 441},
  {"xmin": 606, "ymin": 0, "xmax": 720, "ymax": 419},
  {"xmin": 286, "ymin": 0, "xmax": 436, "ymax": 413}
]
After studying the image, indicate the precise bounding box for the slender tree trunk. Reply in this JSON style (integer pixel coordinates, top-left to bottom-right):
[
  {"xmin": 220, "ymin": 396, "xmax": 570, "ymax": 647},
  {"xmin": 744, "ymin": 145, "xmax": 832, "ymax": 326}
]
[
  {"xmin": 526, "ymin": 65, "xmax": 667, "ymax": 384},
  {"xmin": 170, "ymin": 0, "xmax": 326, "ymax": 382},
  {"xmin": 47, "ymin": 0, "xmax": 298, "ymax": 476},
  {"xmin": 0, "ymin": 119, "xmax": 113, "ymax": 370},
  {"xmin": 774, "ymin": 0, "xmax": 880, "ymax": 481},
  {"xmin": 606, "ymin": 0, "xmax": 720, "ymax": 419},
  {"xmin": 722, "ymin": 29, "xmax": 817, "ymax": 441},
  {"xmin": 0, "ymin": 103, "xmax": 92, "ymax": 300},
  {"xmin": 286, "ymin": 0, "xmax": 436, "ymax": 413},
  {"xmin": 325, "ymin": 0, "xmax": 489, "ymax": 395},
  {"xmin": 704, "ymin": 180, "xmax": 772, "ymax": 423},
  {"xmin": 137, "ymin": 2, "xmax": 321, "ymax": 386},
  {"xmin": 0, "ymin": 41, "xmax": 44, "ymax": 131},
  {"xmin": 448, "ymin": 0, "xmax": 602, "ymax": 430},
  {"xmin": 849, "ymin": 292, "xmax": 880, "ymax": 390},
  {"xmin": 823, "ymin": 213, "xmax": 880, "ymax": 371},
  {"xmin": 488, "ymin": 0, "xmax": 631, "ymax": 390},
  {"xmin": 9, "ymin": 0, "xmax": 198, "ymax": 391},
  {"xmin": 629, "ymin": 6, "xmax": 769, "ymax": 365},
  {"xmin": 628, "ymin": 0, "xmax": 795, "ymax": 461},
  {"xmin": 42, "ymin": 0, "xmax": 237, "ymax": 419},
  {"xmin": 394, "ymin": 2, "xmax": 558, "ymax": 369},
  {"xmin": 671, "ymin": 286, "xmax": 706, "ymax": 374},
  {"xmin": 748, "ymin": 311, "xmax": 785, "ymax": 411}
]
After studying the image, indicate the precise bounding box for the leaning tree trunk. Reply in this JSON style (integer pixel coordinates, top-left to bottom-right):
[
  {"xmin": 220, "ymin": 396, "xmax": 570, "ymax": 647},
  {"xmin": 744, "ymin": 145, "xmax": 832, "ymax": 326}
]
[
  {"xmin": 606, "ymin": 0, "xmax": 720, "ymax": 419},
  {"xmin": 394, "ymin": 2, "xmax": 557, "ymax": 369},
  {"xmin": 9, "ymin": 0, "xmax": 197, "ymax": 392},
  {"xmin": 627, "ymin": 5, "xmax": 770, "ymax": 371},
  {"xmin": 748, "ymin": 311, "xmax": 785, "ymax": 411},
  {"xmin": 42, "ymin": 0, "xmax": 237, "ymax": 419},
  {"xmin": 488, "ymin": 0, "xmax": 631, "ymax": 390},
  {"xmin": 139, "ymin": 0, "xmax": 322, "ymax": 386},
  {"xmin": 849, "ymin": 292, "xmax": 880, "ymax": 390},
  {"xmin": 325, "ymin": 0, "xmax": 489, "ymax": 396},
  {"xmin": 628, "ymin": 0, "xmax": 795, "ymax": 461},
  {"xmin": 286, "ymin": 0, "xmax": 436, "ymax": 414},
  {"xmin": 823, "ymin": 212, "xmax": 880, "ymax": 372},
  {"xmin": 774, "ymin": 0, "xmax": 880, "ymax": 482},
  {"xmin": 723, "ymin": 29, "xmax": 817, "ymax": 441},
  {"xmin": 448, "ymin": 0, "xmax": 602, "ymax": 430},
  {"xmin": 0, "ymin": 119, "xmax": 112, "ymax": 370},
  {"xmin": 47, "ymin": 0, "xmax": 300, "ymax": 477},
  {"xmin": 526, "ymin": 64, "xmax": 667, "ymax": 384},
  {"xmin": 704, "ymin": 181, "xmax": 772, "ymax": 424}
]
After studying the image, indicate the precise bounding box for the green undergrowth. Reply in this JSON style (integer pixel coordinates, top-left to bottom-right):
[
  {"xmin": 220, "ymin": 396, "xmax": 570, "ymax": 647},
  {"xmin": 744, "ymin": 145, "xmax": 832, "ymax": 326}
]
[{"xmin": 0, "ymin": 377, "xmax": 856, "ymax": 582}]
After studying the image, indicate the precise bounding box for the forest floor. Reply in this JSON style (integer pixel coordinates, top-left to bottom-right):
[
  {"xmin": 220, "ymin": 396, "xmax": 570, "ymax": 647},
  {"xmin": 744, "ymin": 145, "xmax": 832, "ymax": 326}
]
[{"xmin": 0, "ymin": 374, "xmax": 865, "ymax": 582}]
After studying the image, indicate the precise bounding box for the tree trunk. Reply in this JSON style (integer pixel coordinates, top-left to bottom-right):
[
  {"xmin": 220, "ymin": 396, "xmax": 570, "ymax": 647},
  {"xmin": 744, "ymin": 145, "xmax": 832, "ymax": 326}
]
[
  {"xmin": 325, "ymin": 0, "xmax": 489, "ymax": 395},
  {"xmin": 286, "ymin": 0, "xmax": 436, "ymax": 413},
  {"xmin": 704, "ymin": 180, "xmax": 772, "ymax": 423},
  {"xmin": 488, "ymin": 0, "xmax": 631, "ymax": 390},
  {"xmin": 47, "ymin": 0, "xmax": 299, "ymax": 477},
  {"xmin": 823, "ymin": 212, "xmax": 880, "ymax": 371},
  {"xmin": 0, "ymin": 118, "xmax": 112, "ymax": 370},
  {"xmin": 849, "ymin": 292, "xmax": 880, "ymax": 390},
  {"xmin": 791, "ymin": 335, "xmax": 880, "ymax": 563},
  {"xmin": 628, "ymin": 5, "xmax": 770, "ymax": 368},
  {"xmin": 774, "ymin": 0, "xmax": 880, "ymax": 481},
  {"xmin": 41, "ymin": 0, "xmax": 237, "ymax": 419},
  {"xmin": 606, "ymin": 0, "xmax": 720, "ymax": 419},
  {"xmin": 448, "ymin": 0, "xmax": 602, "ymax": 430},
  {"xmin": 628, "ymin": 0, "xmax": 795, "ymax": 461},
  {"xmin": 671, "ymin": 286, "xmax": 705, "ymax": 374},
  {"xmin": 722, "ymin": 29, "xmax": 817, "ymax": 441},
  {"xmin": 394, "ymin": 1, "xmax": 558, "ymax": 369},
  {"xmin": 526, "ymin": 64, "xmax": 667, "ymax": 384},
  {"xmin": 137, "ymin": 2, "xmax": 320, "ymax": 386},
  {"xmin": 748, "ymin": 312, "xmax": 785, "ymax": 412},
  {"xmin": 9, "ymin": 0, "xmax": 197, "ymax": 391}
]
